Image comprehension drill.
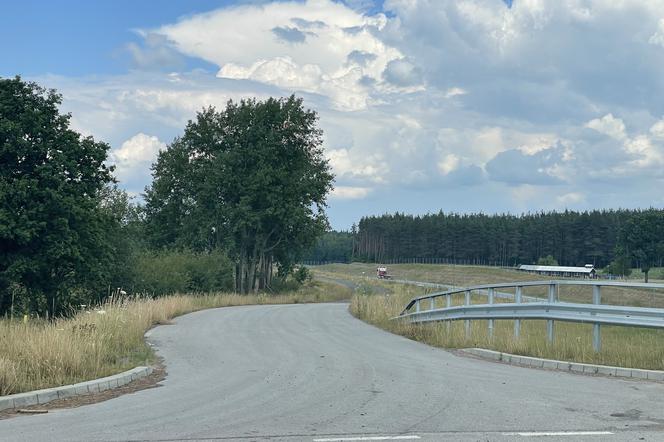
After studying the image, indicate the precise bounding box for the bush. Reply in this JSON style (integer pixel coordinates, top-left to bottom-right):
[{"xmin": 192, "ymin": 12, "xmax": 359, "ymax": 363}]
[
  {"xmin": 132, "ymin": 249, "xmax": 234, "ymax": 295},
  {"xmin": 293, "ymin": 266, "xmax": 312, "ymax": 284},
  {"xmin": 537, "ymin": 255, "xmax": 558, "ymax": 266}
]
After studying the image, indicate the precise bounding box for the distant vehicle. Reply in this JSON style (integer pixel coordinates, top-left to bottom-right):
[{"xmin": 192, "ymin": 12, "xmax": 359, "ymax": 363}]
[{"xmin": 376, "ymin": 267, "xmax": 391, "ymax": 279}]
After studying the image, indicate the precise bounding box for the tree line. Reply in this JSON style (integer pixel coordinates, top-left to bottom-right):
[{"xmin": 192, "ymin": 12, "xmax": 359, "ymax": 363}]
[
  {"xmin": 310, "ymin": 209, "xmax": 664, "ymax": 281},
  {"xmin": 0, "ymin": 77, "xmax": 333, "ymax": 317}
]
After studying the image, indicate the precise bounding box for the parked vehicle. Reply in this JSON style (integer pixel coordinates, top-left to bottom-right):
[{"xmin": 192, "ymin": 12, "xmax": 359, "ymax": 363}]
[{"xmin": 376, "ymin": 267, "xmax": 391, "ymax": 279}]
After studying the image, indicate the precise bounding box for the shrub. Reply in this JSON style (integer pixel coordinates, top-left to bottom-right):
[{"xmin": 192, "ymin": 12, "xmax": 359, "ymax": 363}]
[
  {"xmin": 132, "ymin": 249, "xmax": 234, "ymax": 295},
  {"xmin": 537, "ymin": 255, "xmax": 558, "ymax": 266}
]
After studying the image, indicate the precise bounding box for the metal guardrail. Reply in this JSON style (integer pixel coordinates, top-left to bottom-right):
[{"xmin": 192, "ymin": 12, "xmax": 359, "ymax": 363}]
[{"xmin": 394, "ymin": 280, "xmax": 664, "ymax": 352}]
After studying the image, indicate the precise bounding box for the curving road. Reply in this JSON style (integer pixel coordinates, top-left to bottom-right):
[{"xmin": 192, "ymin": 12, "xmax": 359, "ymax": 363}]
[{"xmin": 2, "ymin": 303, "xmax": 664, "ymax": 441}]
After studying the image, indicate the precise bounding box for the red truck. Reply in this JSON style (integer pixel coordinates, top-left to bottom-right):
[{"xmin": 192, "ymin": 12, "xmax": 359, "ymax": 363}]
[{"xmin": 376, "ymin": 267, "xmax": 391, "ymax": 279}]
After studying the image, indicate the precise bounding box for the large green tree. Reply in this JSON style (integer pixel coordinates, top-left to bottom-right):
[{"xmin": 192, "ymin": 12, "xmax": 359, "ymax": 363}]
[
  {"xmin": 145, "ymin": 96, "xmax": 333, "ymax": 293},
  {"xmin": 618, "ymin": 209, "xmax": 664, "ymax": 282},
  {"xmin": 0, "ymin": 77, "xmax": 114, "ymax": 316}
]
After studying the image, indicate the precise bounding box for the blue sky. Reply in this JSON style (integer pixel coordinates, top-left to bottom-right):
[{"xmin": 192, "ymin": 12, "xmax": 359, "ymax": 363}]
[
  {"xmin": 3, "ymin": 0, "xmax": 664, "ymax": 229},
  {"xmin": 0, "ymin": 0, "xmax": 226, "ymax": 76}
]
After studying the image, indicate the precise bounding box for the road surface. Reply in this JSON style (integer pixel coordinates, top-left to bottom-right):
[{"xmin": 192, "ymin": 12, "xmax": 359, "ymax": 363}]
[{"xmin": 1, "ymin": 303, "xmax": 664, "ymax": 441}]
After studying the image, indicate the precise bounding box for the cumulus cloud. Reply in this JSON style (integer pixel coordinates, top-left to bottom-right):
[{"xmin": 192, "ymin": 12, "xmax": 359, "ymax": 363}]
[
  {"xmin": 382, "ymin": 58, "xmax": 423, "ymax": 87},
  {"xmin": 151, "ymin": 0, "xmax": 413, "ymax": 110},
  {"xmin": 110, "ymin": 133, "xmax": 166, "ymax": 190},
  {"xmin": 36, "ymin": 0, "xmax": 664, "ymax": 227},
  {"xmin": 325, "ymin": 148, "xmax": 388, "ymax": 184},
  {"xmin": 585, "ymin": 114, "xmax": 627, "ymax": 140},
  {"xmin": 272, "ymin": 26, "xmax": 309, "ymax": 44},
  {"xmin": 650, "ymin": 118, "xmax": 664, "ymax": 139},
  {"xmin": 437, "ymin": 153, "xmax": 459, "ymax": 175}
]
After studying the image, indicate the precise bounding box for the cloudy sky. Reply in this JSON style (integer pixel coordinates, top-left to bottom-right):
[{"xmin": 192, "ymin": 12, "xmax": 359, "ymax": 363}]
[{"xmin": 3, "ymin": 0, "xmax": 664, "ymax": 229}]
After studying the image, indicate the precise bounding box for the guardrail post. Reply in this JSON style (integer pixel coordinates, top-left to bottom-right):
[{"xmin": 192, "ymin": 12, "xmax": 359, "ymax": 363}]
[
  {"xmin": 464, "ymin": 290, "xmax": 471, "ymax": 339},
  {"xmin": 415, "ymin": 299, "xmax": 420, "ymax": 313},
  {"xmin": 514, "ymin": 286, "xmax": 522, "ymax": 338},
  {"xmin": 488, "ymin": 288, "xmax": 495, "ymax": 339},
  {"xmin": 446, "ymin": 294, "xmax": 452, "ymax": 333},
  {"xmin": 547, "ymin": 284, "xmax": 555, "ymax": 344},
  {"xmin": 592, "ymin": 285, "xmax": 601, "ymax": 352},
  {"xmin": 430, "ymin": 297, "xmax": 435, "ymax": 311}
]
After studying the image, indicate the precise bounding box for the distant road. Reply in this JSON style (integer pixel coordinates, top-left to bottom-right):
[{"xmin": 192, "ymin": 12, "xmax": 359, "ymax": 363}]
[{"xmin": 2, "ymin": 303, "xmax": 664, "ymax": 441}]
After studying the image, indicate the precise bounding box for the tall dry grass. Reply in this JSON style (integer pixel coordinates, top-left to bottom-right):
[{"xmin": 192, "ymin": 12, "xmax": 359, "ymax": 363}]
[
  {"xmin": 0, "ymin": 281, "xmax": 350, "ymax": 396},
  {"xmin": 349, "ymin": 283, "xmax": 664, "ymax": 370}
]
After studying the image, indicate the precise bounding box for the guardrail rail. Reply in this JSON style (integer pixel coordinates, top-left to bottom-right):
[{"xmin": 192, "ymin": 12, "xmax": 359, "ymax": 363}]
[{"xmin": 394, "ymin": 280, "xmax": 664, "ymax": 351}]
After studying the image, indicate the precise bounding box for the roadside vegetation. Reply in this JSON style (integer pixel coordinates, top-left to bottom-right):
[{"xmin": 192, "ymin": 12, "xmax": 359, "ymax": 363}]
[
  {"xmin": 314, "ymin": 264, "xmax": 664, "ymax": 370},
  {"xmin": 0, "ymin": 280, "xmax": 351, "ymax": 396},
  {"xmin": 1, "ymin": 77, "xmax": 334, "ymax": 319}
]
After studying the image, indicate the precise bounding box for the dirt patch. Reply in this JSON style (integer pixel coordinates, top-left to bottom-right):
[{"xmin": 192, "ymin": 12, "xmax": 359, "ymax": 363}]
[{"xmin": 0, "ymin": 360, "xmax": 166, "ymax": 420}]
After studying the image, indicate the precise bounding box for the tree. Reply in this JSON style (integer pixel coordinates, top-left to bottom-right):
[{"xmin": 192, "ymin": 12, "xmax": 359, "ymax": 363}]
[
  {"xmin": 537, "ymin": 255, "xmax": 559, "ymax": 266},
  {"xmin": 145, "ymin": 96, "xmax": 333, "ymax": 293},
  {"xmin": 606, "ymin": 246, "xmax": 632, "ymax": 277},
  {"xmin": 0, "ymin": 77, "xmax": 114, "ymax": 316},
  {"xmin": 618, "ymin": 210, "xmax": 664, "ymax": 282}
]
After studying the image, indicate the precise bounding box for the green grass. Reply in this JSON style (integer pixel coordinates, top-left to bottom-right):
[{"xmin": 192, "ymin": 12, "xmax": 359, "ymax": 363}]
[
  {"xmin": 0, "ymin": 281, "xmax": 351, "ymax": 396},
  {"xmin": 314, "ymin": 264, "xmax": 664, "ymax": 370},
  {"xmin": 315, "ymin": 262, "xmax": 664, "ymax": 308}
]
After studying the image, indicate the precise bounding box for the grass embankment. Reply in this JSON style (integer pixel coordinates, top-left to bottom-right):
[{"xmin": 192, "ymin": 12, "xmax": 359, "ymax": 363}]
[
  {"xmin": 314, "ymin": 264, "xmax": 664, "ymax": 370},
  {"xmin": 0, "ymin": 281, "xmax": 351, "ymax": 396},
  {"xmin": 316, "ymin": 263, "xmax": 664, "ymax": 308}
]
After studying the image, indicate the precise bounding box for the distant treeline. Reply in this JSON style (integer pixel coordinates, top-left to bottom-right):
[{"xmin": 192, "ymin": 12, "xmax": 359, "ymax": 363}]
[
  {"xmin": 353, "ymin": 210, "xmax": 661, "ymax": 268},
  {"xmin": 301, "ymin": 231, "xmax": 354, "ymax": 263},
  {"xmin": 302, "ymin": 210, "xmax": 664, "ymax": 270}
]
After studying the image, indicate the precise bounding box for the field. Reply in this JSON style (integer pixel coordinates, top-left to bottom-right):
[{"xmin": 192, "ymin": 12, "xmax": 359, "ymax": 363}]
[
  {"xmin": 0, "ymin": 281, "xmax": 351, "ymax": 396},
  {"xmin": 313, "ymin": 263, "xmax": 664, "ymax": 370}
]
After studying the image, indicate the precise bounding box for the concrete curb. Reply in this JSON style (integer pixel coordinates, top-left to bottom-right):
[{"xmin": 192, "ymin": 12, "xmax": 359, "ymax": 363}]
[
  {"xmin": 0, "ymin": 366, "xmax": 153, "ymax": 411},
  {"xmin": 461, "ymin": 348, "xmax": 664, "ymax": 381}
]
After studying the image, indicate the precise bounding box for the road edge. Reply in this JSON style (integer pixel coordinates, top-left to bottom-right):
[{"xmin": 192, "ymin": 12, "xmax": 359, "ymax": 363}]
[
  {"xmin": 0, "ymin": 366, "xmax": 153, "ymax": 411},
  {"xmin": 460, "ymin": 347, "xmax": 664, "ymax": 381}
]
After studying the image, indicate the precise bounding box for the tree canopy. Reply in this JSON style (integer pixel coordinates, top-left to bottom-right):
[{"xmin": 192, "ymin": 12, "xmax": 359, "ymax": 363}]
[
  {"xmin": 617, "ymin": 209, "xmax": 664, "ymax": 282},
  {"xmin": 0, "ymin": 77, "xmax": 115, "ymax": 316},
  {"xmin": 145, "ymin": 96, "xmax": 333, "ymax": 293}
]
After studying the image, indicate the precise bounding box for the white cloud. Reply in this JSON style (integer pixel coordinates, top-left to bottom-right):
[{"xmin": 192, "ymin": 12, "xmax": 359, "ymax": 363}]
[
  {"xmin": 649, "ymin": 18, "xmax": 664, "ymax": 48},
  {"xmin": 585, "ymin": 114, "xmax": 627, "ymax": 140},
  {"xmin": 153, "ymin": 0, "xmax": 410, "ymax": 110},
  {"xmin": 650, "ymin": 118, "xmax": 664, "ymax": 139},
  {"xmin": 624, "ymin": 135, "xmax": 663, "ymax": 167},
  {"xmin": 325, "ymin": 148, "xmax": 388, "ymax": 184},
  {"xmin": 437, "ymin": 153, "xmax": 459, "ymax": 175},
  {"xmin": 556, "ymin": 192, "xmax": 585, "ymax": 206},
  {"xmin": 330, "ymin": 186, "xmax": 372, "ymax": 199},
  {"xmin": 110, "ymin": 133, "xmax": 166, "ymax": 188},
  {"xmin": 33, "ymin": 0, "xmax": 664, "ymax": 227},
  {"xmin": 444, "ymin": 87, "xmax": 466, "ymax": 98}
]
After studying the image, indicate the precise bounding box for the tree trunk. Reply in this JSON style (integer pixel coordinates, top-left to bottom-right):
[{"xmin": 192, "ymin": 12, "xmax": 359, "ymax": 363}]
[
  {"xmin": 266, "ymin": 255, "xmax": 273, "ymax": 288},
  {"xmin": 257, "ymin": 252, "xmax": 265, "ymax": 290},
  {"xmin": 237, "ymin": 248, "xmax": 247, "ymax": 294},
  {"xmin": 246, "ymin": 242, "xmax": 260, "ymax": 294}
]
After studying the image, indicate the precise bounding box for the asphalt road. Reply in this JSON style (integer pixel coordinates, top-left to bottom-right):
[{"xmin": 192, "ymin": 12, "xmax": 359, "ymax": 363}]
[{"xmin": 2, "ymin": 303, "xmax": 664, "ymax": 441}]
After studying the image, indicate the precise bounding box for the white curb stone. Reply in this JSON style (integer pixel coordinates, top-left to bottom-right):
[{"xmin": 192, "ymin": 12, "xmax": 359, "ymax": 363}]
[
  {"xmin": 461, "ymin": 348, "xmax": 664, "ymax": 381},
  {"xmin": 0, "ymin": 366, "xmax": 153, "ymax": 412}
]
